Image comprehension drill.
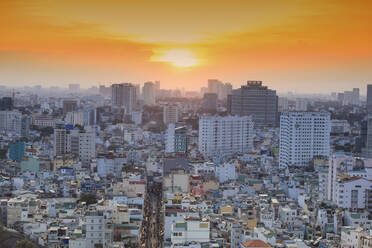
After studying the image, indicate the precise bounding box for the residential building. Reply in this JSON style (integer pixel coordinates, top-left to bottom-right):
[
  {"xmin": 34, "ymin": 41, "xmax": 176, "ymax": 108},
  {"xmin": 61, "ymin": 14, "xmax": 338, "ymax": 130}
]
[
  {"xmin": 198, "ymin": 115, "xmax": 254, "ymax": 158},
  {"xmin": 0, "ymin": 110, "xmax": 22, "ymax": 135},
  {"xmin": 279, "ymin": 112, "xmax": 331, "ymax": 167},
  {"xmin": 165, "ymin": 123, "xmax": 188, "ymax": 154},
  {"xmin": 171, "ymin": 218, "xmax": 210, "ymax": 245},
  {"xmin": 163, "ymin": 104, "xmax": 179, "ymax": 125}
]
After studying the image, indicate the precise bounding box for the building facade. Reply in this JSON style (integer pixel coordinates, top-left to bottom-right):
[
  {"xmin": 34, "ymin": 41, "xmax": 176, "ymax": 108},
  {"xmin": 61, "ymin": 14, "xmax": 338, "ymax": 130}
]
[
  {"xmin": 228, "ymin": 81, "xmax": 278, "ymax": 127},
  {"xmin": 279, "ymin": 112, "xmax": 331, "ymax": 167},
  {"xmin": 111, "ymin": 83, "xmax": 137, "ymax": 114},
  {"xmin": 198, "ymin": 115, "xmax": 254, "ymax": 158}
]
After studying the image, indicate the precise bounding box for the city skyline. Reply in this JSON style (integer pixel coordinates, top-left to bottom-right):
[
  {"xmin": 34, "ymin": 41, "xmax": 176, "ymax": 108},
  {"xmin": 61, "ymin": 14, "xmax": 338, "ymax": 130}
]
[{"xmin": 1, "ymin": 0, "xmax": 372, "ymax": 93}]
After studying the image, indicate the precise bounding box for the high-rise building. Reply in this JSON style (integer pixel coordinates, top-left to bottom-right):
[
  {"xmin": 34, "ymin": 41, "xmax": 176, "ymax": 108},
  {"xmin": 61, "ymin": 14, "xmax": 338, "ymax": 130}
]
[
  {"xmin": 0, "ymin": 97, "xmax": 13, "ymax": 111},
  {"xmin": 142, "ymin": 81, "xmax": 156, "ymax": 106},
  {"xmin": 198, "ymin": 115, "xmax": 254, "ymax": 158},
  {"xmin": 228, "ymin": 81, "xmax": 278, "ymax": 127},
  {"xmin": 78, "ymin": 129, "xmax": 96, "ymax": 164},
  {"xmin": 62, "ymin": 99, "xmax": 78, "ymax": 115},
  {"xmin": 352, "ymin": 88, "xmax": 360, "ymax": 105},
  {"xmin": 278, "ymin": 97, "xmax": 289, "ymax": 112},
  {"xmin": 111, "ymin": 83, "xmax": 137, "ymax": 114},
  {"xmin": 207, "ymin": 79, "xmax": 232, "ymax": 100},
  {"xmin": 98, "ymin": 85, "xmax": 111, "ymax": 97},
  {"xmin": 279, "ymin": 112, "xmax": 331, "ymax": 168},
  {"xmin": 165, "ymin": 123, "xmax": 188, "ymax": 154},
  {"xmin": 295, "ymin": 98, "xmax": 308, "ymax": 111},
  {"xmin": 364, "ymin": 115, "xmax": 372, "ymax": 158},
  {"xmin": 201, "ymin": 93, "xmax": 217, "ymax": 112},
  {"xmin": 0, "ymin": 110, "xmax": 22, "ymax": 135},
  {"xmin": 343, "ymin": 91, "xmax": 353, "ymax": 106},
  {"xmin": 163, "ymin": 104, "xmax": 179, "ymax": 125},
  {"xmin": 53, "ymin": 122, "xmax": 69, "ymax": 156},
  {"xmin": 367, "ymin": 85, "xmax": 372, "ymax": 113},
  {"xmin": 68, "ymin": 84, "xmax": 80, "ymax": 91},
  {"xmin": 54, "ymin": 123, "xmax": 95, "ymax": 163},
  {"xmin": 65, "ymin": 111, "xmax": 84, "ymax": 126}
]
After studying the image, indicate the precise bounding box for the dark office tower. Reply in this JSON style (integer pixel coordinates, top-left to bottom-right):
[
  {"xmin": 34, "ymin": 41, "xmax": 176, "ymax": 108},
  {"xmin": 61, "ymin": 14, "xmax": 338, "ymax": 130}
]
[
  {"xmin": 111, "ymin": 83, "xmax": 137, "ymax": 114},
  {"xmin": 228, "ymin": 81, "xmax": 278, "ymax": 127},
  {"xmin": 0, "ymin": 97, "xmax": 13, "ymax": 110},
  {"xmin": 201, "ymin": 93, "xmax": 217, "ymax": 112},
  {"xmin": 367, "ymin": 85, "xmax": 372, "ymax": 113},
  {"xmin": 62, "ymin": 99, "xmax": 78, "ymax": 115}
]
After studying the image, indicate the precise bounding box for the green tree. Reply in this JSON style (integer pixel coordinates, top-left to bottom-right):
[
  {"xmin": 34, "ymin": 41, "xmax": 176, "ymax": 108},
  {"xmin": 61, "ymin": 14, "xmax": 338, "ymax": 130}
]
[
  {"xmin": 15, "ymin": 239, "xmax": 38, "ymax": 248},
  {"xmin": 79, "ymin": 193, "xmax": 97, "ymax": 205}
]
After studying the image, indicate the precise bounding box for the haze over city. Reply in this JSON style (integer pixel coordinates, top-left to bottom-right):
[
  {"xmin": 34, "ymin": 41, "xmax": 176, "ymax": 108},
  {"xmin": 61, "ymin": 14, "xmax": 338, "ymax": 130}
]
[
  {"xmin": 2, "ymin": 2, "xmax": 372, "ymax": 248},
  {"xmin": 1, "ymin": 0, "xmax": 372, "ymax": 93}
]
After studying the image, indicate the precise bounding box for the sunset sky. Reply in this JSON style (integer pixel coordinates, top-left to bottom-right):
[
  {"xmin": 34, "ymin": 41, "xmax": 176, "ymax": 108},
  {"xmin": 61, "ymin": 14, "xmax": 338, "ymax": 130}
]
[{"xmin": 1, "ymin": 0, "xmax": 371, "ymax": 93}]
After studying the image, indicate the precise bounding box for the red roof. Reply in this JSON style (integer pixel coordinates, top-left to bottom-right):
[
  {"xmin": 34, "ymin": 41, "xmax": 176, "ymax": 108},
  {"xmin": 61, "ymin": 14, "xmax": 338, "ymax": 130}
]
[{"xmin": 242, "ymin": 240, "xmax": 272, "ymax": 248}]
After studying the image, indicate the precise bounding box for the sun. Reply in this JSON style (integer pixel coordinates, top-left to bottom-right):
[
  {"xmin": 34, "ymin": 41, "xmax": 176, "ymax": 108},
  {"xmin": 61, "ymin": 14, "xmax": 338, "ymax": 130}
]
[{"xmin": 150, "ymin": 49, "xmax": 200, "ymax": 68}]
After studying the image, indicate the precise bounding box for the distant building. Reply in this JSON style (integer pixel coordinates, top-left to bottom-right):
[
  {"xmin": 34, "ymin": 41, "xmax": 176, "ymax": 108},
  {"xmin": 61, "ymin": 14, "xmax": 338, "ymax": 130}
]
[
  {"xmin": 165, "ymin": 123, "xmax": 188, "ymax": 154},
  {"xmin": 279, "ymin": 112, "xmax": 331, "ymax": 167},
  {"xmin": 0, "ymin": 110, "xmax": 22, "ymax": 135},
  {"xmin": 68, "ymin": 84, "xmax": 80, "ymax": 91},
  {"xmin": 62, "ymin": 99, "xmax": 78, "ymax": 115},
  {"xmin": 331, "ymin": 120, "xmax": 350, "ymax": 134},
  {"xmin": 201, "ymin": 93, "xmax": 217, "ymax": 112},
  {"xmin": 53, "ymin": 122, "xmax": 70, "ymax": 156},
  {"xmin": 198, "ymin": 115, "xmax": 254, "ymax": 158},
  {"xmin": 142, "ymin": 81, "xmax": 156, "ymax": 106},
  {"xmin": 295, "ymin": 98, "xmax": 308, "ymax": 111},
  {"xmin": 69, "ymin": 128, "xmax": 96, "ymax": 164},
  {"xmin": 278, "ymin": 97, "xmax": 289, "ymax": 112},
  {"xmin": 98, "ymin": 85, "xmax": 111, "ymax": 97},
  {"xmin": 163, "ymin": 104, "xmax": 179, "ymax": 125},
  {"xmin": 0, "ymin": 97, "xmax": 13, "ymax": 111},
  {"xmin": 368, "ymin": 85, "xmax": 372, "ymax": 113},
  {"xmin": 228, "ymin": 81, "xmax": 278, "ymax": 127},
  {"xmin": 364, "ymin": 115, "xmax": 372, "ymax": 158},
  {"xmin": 111, "ymin": 83, "xmax": 137, "ymax": 114},
  {"xmin": 9, "ymin": 141, "xmax": 25, "ymax": 162},
  {"xmin": 207, "ymin": 79, "xmax": 232, "ymax": 100},
  {"xmin": 65, "ymin": 111, "xmax": 84, "ymax": 126}
]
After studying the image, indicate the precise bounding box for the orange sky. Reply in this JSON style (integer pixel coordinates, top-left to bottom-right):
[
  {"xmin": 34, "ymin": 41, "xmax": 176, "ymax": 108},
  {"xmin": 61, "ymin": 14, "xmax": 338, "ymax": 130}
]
[{"xmin": 1, "ymin": 0, "xmax": 371, "ymax": 93}]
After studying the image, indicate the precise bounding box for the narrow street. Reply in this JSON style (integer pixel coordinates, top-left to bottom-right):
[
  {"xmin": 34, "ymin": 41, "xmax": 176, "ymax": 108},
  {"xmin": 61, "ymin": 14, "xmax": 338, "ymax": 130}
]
[{"xmin": 140, "ymin": 175, "xmax": 163, "ymax": 247}]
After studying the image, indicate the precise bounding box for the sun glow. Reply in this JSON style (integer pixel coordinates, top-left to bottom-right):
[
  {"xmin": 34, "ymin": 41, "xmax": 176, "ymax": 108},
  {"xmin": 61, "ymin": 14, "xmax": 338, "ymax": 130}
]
[{"xmin": 150, "ymin": 49, "xmax": 200, "ymax": 67}]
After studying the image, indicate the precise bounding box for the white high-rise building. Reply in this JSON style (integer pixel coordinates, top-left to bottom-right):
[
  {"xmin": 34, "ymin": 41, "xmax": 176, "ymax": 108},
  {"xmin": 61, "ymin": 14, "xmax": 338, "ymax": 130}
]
[
  {"xmin": 279, "ymin": 112, "xmax": 331, "ymax": 168},
  {"xmin": 85, "ymin": 211, "xmax": 106, "ymax": 248},
  {"xmin": 0, "ymin": 110, "xmax": 22, "ymax": 135},
  {"xmin": 163, "ymin": 104, "xmax": 179, "ymax": 125},
  {"xmin": 198, "ymin": 115, "xmax": 254, "ymax": 158},
  {"xmin": 78, "ymin": 129, "xmax": 96, "ymax": 164},
  {"xmin": 142, "ymin": 81, "xmax": 156, "ymax": 106},
  {"xmin": 65, "ymin": 111, "xmax": 84, "ymax": 126}
]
